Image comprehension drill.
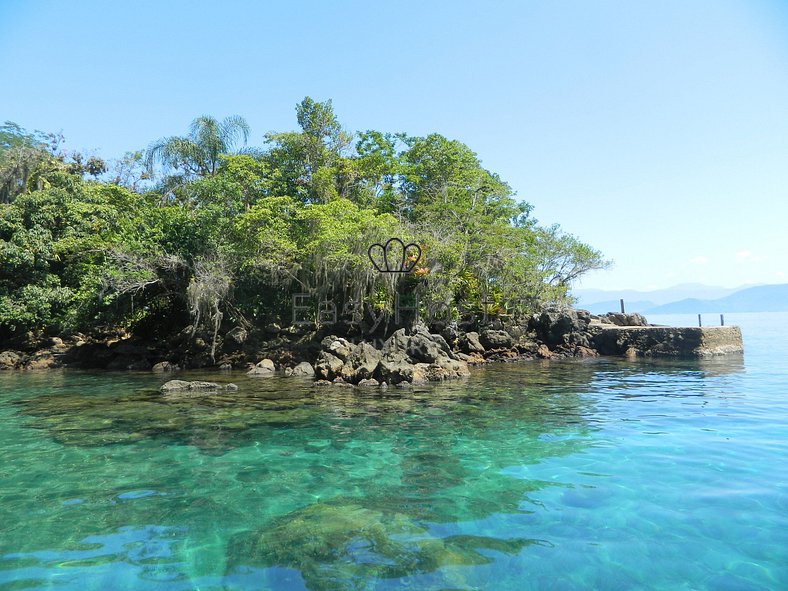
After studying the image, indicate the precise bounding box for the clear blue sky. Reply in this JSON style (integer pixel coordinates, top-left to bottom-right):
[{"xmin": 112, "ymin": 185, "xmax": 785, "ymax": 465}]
[{"xmin": 2, "ymin": 0, "xmax": 787, "ymax": 291}]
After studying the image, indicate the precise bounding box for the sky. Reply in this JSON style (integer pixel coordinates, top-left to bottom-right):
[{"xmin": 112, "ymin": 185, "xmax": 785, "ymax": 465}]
[{"xmin": 2, "ymin": 0, "xmax": 787, "ymax": 292}]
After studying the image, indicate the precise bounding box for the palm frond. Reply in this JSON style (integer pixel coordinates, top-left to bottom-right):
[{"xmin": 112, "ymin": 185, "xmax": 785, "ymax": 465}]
[{"xmin": 220, "ymin": 115, "xmax": 250, "ymax": 150}]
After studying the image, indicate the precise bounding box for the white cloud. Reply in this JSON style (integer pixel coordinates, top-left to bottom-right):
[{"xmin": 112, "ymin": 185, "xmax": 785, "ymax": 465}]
[
  {"xmin": 689, "ymin": 255, "xmax": 709, "ymax": 265},
  {"xmin": 735, "ymin": 250, "xmax": 763, "ymax": 263}
]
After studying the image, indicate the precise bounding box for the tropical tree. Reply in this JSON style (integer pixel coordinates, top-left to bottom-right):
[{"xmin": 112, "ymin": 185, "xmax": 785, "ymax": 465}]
[
  {"xmin": 1, "ymin": 98, "xmax": 613, "ymax": 345},
  {"xmin": 0, "ymin": 121, "xmax": 63, "ymax": 203},
  {"xmin": 530, "ymin": 224, "xmax": 610, "ymax": 289},
  {"xmin": 265, "ymin": 97, "xmax": 352, "ymax": 203},
  {"xmin": 145, "ymin": 115, "xmax": 251, "ymax": 179}
]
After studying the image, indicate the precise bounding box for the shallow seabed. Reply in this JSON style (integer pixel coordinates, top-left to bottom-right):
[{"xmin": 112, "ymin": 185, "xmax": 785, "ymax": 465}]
[{"xmin": 1, "ymin": 313, "xmax": 787, "ymax": 590}]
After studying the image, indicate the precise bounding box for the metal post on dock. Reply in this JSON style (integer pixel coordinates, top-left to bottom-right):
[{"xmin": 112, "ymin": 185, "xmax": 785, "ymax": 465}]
[
  {"xmin": 698, "ymin": 314, "xmax": 702, "ymax": 327},
  {"xmin": 620, "ymin": 299, "xmax": 625, "ymax": 314}
]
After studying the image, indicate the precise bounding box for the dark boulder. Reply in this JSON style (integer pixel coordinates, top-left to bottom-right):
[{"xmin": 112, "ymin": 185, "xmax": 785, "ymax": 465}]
[
  {"xmin": 342, "ymin": 342, "xmax": 382, "ymax": 382},
  {"xmin": 440, "ymin": 324, "xmax": 460, "ymax": 348},
  {"xmin": 479, "ymin": 329, "xmax": 514, "ymax": 350},
  {"xmin": 377, "ymin": 352, "xmax": 415, "ymax": 384},
  {"xmin": 458, "ymin": 332, "xmax": 485, "ymax": 354},
  {"xmin": 427, "ymin": 332, "xmax": 453, "ymax": 356},
  {"xmin": 291, "ymin": 361, "xmax": 315, "ymax": 377},
  {"xmin": 314, "ymin": 351, "xmax": 344, "ymax": 380},
  {"xmin": 382, "ymin": 329, "xmax": 409, "ymax": 356},
  {"xmin": 321, "ymin": 336, "xmax": 353, "ymax": 360},
  {"xmin": 247, "ymin": 359, "xmax": 275, "ymax": 376},
  {"xmin": 406, "ymin": 333, "xmax": 442, "ymax": 363},
  {"xmin": 224, "ymin": 326, "xmax": 248, "ymax": 349}
]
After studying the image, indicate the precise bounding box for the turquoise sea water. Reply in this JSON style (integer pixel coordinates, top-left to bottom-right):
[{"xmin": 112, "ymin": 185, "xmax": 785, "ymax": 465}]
[{"xmin": 1, "ymin": 313, "xmax": 787, "ymax": 590}]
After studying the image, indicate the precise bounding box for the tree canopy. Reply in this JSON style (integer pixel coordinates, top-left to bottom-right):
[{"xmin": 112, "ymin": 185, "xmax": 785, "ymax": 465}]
[{"xmin": 0, "ymin": 98, "xmax": 609, "ymax": 345}]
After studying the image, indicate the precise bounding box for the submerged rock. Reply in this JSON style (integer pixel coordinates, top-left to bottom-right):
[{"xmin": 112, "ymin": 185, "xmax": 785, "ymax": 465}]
[
  {"xmin": 226, "ymin": 500, "xmax": 531, "ymax": 589},
  {"xmin": 160, "ymin": 380, "xmax": 237, "ymax": 393},
  {"xmin": 160, "ymin": 379, "xmax": 191, "ymax": 391},
  {"xmin": 188, "ymin": 381, "xmax": 227, "ymax": 390}
]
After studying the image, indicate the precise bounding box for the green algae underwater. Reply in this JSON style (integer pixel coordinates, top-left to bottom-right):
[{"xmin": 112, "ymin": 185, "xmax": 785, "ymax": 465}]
[{"xmin": 1, "ymin": 315, "xmax": 787, "ymax": 590}]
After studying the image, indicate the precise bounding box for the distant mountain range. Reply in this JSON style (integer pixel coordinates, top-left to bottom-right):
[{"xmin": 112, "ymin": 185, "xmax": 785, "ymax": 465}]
[{"xmin": 573, "ymin": 283, "xmax": 788, "ymax": 314}]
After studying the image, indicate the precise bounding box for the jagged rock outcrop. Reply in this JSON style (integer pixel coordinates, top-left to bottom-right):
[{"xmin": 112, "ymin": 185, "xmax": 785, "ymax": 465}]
[
  {"xmin": 343, "ymin": 343, "xmax": 381, "ymax": 381},
  {"xmin": 0, "ymin": 303, "xmax": 743, "ymax": 375},
  {"xmin": 530, "ymin": 306, "xmax": 590, "ymax": 346},
  {"xmin": 315, "ymin": 328, "xmax": 470, "ymax": 386},
  {"xmin": 377, "ymin": 351, "xmax": 415, "ymax": 384}
]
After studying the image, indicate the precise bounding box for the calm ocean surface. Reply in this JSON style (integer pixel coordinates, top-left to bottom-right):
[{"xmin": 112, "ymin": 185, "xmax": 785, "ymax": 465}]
[{"xmin": 1, "ymin": 313, "xmax": 786, "ymax": 590}]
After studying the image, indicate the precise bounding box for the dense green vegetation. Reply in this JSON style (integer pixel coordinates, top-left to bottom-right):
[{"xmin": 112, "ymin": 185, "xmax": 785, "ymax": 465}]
[{"xmin": 0, "ymin": 99, "xmax": 608, "ymax": 348}]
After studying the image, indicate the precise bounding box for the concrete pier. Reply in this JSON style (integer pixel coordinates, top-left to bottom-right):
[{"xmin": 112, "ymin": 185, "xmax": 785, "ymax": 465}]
[{"xmin": 589, "ymin": 324, "xmax": 743, "ymax": 358}]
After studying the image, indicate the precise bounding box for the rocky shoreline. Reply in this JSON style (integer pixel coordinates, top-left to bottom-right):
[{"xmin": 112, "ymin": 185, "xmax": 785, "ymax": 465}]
[{"xmin": 0, "ymin": 307, "xmax": 742, "ymax": 385}]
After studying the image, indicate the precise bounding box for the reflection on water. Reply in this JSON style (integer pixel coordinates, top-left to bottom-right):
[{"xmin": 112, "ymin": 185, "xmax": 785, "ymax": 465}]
[{"xmin": 1, "ymin": 342, "xmax": 785, "ymax": 591}]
